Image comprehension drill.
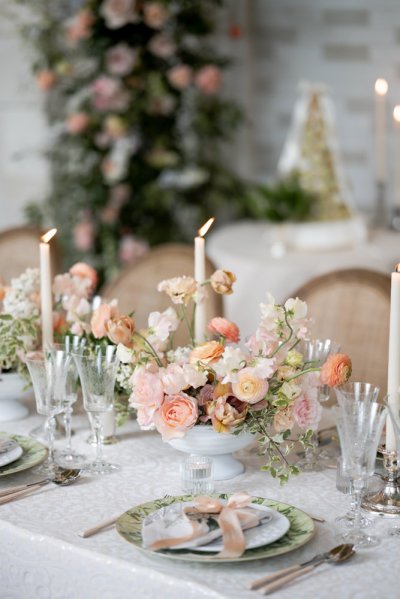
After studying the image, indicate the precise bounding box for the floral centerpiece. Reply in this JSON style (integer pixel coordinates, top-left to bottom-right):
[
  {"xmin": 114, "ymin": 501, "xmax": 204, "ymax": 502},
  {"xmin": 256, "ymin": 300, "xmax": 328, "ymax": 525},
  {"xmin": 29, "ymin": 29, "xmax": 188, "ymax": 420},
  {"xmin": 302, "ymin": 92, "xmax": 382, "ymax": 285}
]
[{"xmin": 101, "ymin": 270, "xmax": 351, "ymax": 484}]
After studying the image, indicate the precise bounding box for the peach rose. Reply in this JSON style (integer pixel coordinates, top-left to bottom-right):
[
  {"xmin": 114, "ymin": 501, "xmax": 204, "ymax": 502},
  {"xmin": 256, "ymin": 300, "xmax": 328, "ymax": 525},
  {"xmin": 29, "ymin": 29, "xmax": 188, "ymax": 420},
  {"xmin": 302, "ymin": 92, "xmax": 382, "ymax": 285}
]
[
  {"xmin": 231, "ymin": 367, "xmax": 268, "ymax": 404},
  {"xmin": 194, "ymin": 65, "xmax": 222, "ymax": 94},
  {"xmin": 210, "ymin": 270, "xmax": 236, "ymax": 295},
  {"xmin": 36, "ymin": 70, "xmax": 56, "ymax": 91},
  {"xmin": 274, "ymin": 407, "xmax": 295, "ymax": 433},
  {"xmin": 208, "ymin": 317, "xmax": 240, "ymax": 343},
  {"xmin": 66, "ymin": 112, "xmax": 90, "ymax": 135},
  {"xmin": 293, "ymin": 389, "xmax": 322, "ymax": 431},
  {"xmin": 91, "ymin": 303, "xmax": 119, "ymax": 338},
  {"xmin": 320, "ymin": 353, "xmax": 352, "ymax": 387},
  {"xmin": 167, "ymin": 65, "xmax": 193, "ymax": 90},
  {"xmin": 69, "ymin": 262, "xmax": 98, "ymax": 289},
  {"xmin": 189, "ymin": 341, "xmax": 225, "ymax": 365},
  {"xmin": 105, "ymin": 315, "xmax": 135, "ymax": 347},
  {"xmin": 154, "ymin": 392, "xmax": 198, "ymax": 440},
  {"xmin": 208, "ymin": 395, "xmax": 247, "ymax": 433}
]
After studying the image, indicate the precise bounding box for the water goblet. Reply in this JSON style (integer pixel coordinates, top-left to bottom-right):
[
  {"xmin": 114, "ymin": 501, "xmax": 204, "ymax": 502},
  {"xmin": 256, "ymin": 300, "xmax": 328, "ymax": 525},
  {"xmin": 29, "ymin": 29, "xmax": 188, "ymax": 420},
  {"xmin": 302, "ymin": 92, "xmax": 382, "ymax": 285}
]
[
  {"xmin": 25, "ymin": 353, "xmax": 68, "ymax": 475},
  {"xmin": 298, "ymin": 338, "xmax": 340, "ymax": 471},
  {"xmin": 333, "ymin": 390, "xmax": 386, "ymax": 548},
  {"xmin": 73, "ymin": 346, "xmax": 120, "ymax": 475},
  {"xmin": 48, "ymin": 338, "xmax": 87, "ymax": 467},
  {"xmin": 381, "ymin": 399, "xmax": 400, "ymax": 537}
]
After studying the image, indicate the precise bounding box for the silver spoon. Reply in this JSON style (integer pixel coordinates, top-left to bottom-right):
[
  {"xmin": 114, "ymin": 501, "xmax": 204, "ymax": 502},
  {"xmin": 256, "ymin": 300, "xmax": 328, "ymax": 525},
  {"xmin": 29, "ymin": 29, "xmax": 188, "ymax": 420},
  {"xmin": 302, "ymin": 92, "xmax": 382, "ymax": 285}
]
[
  {"xmin": 0, "ymin": 467, "xmax": 81, "ymax": 500},
  {"xmin": 248, "ymin": 543, "xmax": 355, "ymax": 591}
]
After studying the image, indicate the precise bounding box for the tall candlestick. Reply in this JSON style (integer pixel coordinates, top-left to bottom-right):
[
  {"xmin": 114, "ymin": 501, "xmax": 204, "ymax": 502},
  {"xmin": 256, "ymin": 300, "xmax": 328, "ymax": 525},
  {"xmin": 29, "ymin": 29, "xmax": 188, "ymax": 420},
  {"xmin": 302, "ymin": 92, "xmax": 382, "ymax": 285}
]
[
  {"xmin": 374, "ymin": 78, "xmax": 388, "ymax": 183},
  {"xmin": 394, "ymin": 106, "xmax": 400, "ymax": 209},
  {"xmin": 386, "ymin": 264, "xmax": 400, "ymax": 451},
  {"xmin": 194, "ymin": 218, "xmax": 215, "ymax": 343},
  {"xmin": 39, "ymin": 228, "xmax": 57, "ymax": 348}
]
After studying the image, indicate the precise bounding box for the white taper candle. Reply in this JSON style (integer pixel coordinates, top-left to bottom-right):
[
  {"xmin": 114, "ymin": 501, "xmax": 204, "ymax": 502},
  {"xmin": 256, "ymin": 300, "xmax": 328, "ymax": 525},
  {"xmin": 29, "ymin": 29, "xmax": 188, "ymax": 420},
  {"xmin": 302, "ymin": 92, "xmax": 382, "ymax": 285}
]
[
  {"xmin": 386, "ymin": 264, "xmax": 400, "ymax": 451},
  {"xmin": 194, "ymin": 218, "xmax": 214, "ymax": 343},
  {"xmin": 39, "ymin": 228, "xmax": 57, "ymax": 348}
]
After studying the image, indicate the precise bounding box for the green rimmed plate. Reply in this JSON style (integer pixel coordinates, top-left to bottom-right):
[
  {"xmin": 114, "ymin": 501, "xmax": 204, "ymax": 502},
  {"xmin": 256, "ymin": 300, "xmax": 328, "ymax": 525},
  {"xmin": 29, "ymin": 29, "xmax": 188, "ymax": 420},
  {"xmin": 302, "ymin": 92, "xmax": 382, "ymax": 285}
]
[
  {"xmin": 0, "ymin": 432, "xmax": 47, "ymax": 477},
  {"xmin": 116, "ymin": 494, "xmax": 315, "ymax": 563}
]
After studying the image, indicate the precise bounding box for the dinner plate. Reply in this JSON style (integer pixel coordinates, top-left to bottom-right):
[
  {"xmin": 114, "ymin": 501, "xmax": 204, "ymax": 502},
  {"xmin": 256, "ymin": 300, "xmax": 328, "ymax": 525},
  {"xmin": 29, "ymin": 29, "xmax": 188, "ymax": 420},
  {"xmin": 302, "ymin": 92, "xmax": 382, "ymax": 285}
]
[
  {"xmin": 116, "ymin": 494, "xmax": 315, "ymax": 563},
  {"xmin": 0, "ymin": 432, "xmax": 47, "ymax": 477},
  {"xmin": 0, "ymin": 439, "xmax": 23, "ymax": 468},
  {"xmin": 142, "ymin": 501, "xmax": 289, "ymax": 552}
]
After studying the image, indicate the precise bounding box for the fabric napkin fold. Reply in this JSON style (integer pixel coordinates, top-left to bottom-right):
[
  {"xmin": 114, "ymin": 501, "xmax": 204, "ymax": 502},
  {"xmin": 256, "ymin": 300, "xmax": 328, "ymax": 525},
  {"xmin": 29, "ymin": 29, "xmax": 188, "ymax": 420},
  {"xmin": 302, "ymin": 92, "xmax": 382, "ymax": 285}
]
[{"xmin": 142, "ymin": 492, "xmax": 264, "ymax": 558}]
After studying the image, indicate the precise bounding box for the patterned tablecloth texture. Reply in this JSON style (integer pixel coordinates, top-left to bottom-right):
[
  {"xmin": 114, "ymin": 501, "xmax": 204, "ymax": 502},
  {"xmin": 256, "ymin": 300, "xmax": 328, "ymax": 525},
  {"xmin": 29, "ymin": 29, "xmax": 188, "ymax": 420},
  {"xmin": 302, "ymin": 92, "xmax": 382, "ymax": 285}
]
[{"xmin": 0, "ymin": 409, "xmax": 398, "ymax": 599}]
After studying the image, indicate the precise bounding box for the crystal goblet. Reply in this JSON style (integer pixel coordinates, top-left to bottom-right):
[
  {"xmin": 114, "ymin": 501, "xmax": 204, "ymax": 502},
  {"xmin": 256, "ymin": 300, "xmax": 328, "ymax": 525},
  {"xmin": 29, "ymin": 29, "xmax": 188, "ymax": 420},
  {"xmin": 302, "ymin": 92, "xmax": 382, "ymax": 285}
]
[
  {"xmin": 25, "ymin": 353, "xmax": 67, "ymax": 475},
  {"xmin": 333, "ymin": 388, "xmax": 386, "ymax": 548},
  {"xmin": 73, "ymin": 346, "xmax": 120, "ymax": 475},
  {"xmin": 298, "ymin": 338, "xmax": 340, "ymax": 472}
]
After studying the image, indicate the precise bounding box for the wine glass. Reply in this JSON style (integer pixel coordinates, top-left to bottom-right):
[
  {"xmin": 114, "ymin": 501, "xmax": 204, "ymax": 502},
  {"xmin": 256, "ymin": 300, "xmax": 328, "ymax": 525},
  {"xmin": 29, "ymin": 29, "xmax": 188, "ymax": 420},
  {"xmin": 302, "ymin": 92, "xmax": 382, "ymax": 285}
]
[
  {"xmin": 298, "ymin": 338, "xmax": 340, "ymax": 471},
  {"xmin": 73, "ymin": 346, "xmax": 120, "ymax": 475},
  {"xmin": 47, "ymin": 337, "xmax": 87, "ymax": 467},
  {"xmin": 25, "ymin": 353, "xmax": 68, "ymax": 475},
  {"xmin": 333, "ymin": 386, "xmax": 386, "ymax": 548}
]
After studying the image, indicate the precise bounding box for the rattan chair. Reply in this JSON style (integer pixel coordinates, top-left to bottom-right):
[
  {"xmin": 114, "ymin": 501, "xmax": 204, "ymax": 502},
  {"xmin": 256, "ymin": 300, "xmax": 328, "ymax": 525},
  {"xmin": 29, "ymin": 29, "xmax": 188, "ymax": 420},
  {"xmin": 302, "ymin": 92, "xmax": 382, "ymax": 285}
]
[
  {"xmin": 0, "ymin": 226, "xmax": 61, "ymax": 283},
  {"xmin": 101, "ymin": 243, "xmax": 223, "ymax": 344},
  {"xmin": 290, "ymin": 268, "xmax": 391, "ymax": 396}
]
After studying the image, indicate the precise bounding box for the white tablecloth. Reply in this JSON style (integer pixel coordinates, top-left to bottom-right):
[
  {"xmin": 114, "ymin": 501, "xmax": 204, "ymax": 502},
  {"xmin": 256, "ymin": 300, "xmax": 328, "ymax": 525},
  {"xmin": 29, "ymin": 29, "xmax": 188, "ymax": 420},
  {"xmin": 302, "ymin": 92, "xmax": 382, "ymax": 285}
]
[
  {"xmin": 0, "ymin": 400, "xmax": 399, "ymax": 599},
  {"xmin": 207, "ymin": 222, "xmax": 400, "ymax": 338}
]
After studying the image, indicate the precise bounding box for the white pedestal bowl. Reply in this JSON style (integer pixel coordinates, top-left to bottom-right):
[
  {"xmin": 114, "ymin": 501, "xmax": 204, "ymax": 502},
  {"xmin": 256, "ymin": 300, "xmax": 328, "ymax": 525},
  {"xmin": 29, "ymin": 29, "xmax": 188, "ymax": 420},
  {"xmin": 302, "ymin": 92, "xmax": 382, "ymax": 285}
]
[
  {"xmin": 168, "ymin": 426, "xmax": 254, "ymax": 480},
  {"xmin": 0, "ymin": 372, "xmax": 29, "ymax": 422}
]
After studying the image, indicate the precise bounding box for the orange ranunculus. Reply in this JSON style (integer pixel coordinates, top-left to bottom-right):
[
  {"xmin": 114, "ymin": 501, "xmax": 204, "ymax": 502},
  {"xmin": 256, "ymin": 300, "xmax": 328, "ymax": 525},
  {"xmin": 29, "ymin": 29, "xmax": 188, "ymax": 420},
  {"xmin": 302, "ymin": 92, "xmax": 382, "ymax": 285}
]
[
  {"xmin": 210, "ymin": 270, "xmax": 236, "ymax": 295},
  {"xmin": 105, "ymin": 315, "xmax": 135, "ymax": 347},
  {"xmin": 320, "ymin": 353, "xmax": 352, "ymax": 387},
  {"xmin": 189, "ymin": 341, "xmax": 225, "ymax": 365},
  {"xmin": 90, "ymin": 303, "xmax": 119, "ymax": 339},
  {"xmin": 208, "ymin": 317, "xmax": 240, "ymax": 343}
]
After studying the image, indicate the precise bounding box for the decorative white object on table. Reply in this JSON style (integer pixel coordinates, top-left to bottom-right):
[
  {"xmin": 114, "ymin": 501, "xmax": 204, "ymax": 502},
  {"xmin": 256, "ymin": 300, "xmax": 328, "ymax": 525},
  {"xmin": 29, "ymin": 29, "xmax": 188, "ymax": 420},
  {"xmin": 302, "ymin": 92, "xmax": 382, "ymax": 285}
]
[
  {"xmin": 374, "ymin": 78, "xmax": 388, "ymax": 184},
  {"xmin": 0, "ymin": 372, "xmax": 29, "ymax": 422},
  {"xmin": 393, "ymin": 105, "xmax": 400, "ymax": 209},
  {"xmin": 168, "ymin": 426, "xmax": 254, "ymax": 480},
  {"xmin": 386, "ymin": 264, "xmax": 400, "ymax": 451},
  {"xmin": 194, "ymin": 217, "xmax": 214, "ymax": 343},
  {"xmin": 39, "ymin": 228, "xmax": 57, "ymax": 348}
]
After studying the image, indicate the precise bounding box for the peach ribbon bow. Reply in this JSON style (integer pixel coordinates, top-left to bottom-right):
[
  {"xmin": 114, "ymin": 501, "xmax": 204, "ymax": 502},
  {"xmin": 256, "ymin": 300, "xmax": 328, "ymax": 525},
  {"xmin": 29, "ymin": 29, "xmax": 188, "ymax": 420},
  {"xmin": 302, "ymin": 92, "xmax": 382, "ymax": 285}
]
[{"xmin": 150, "ymin": 492, "xmax": 258, "ymax": 558}]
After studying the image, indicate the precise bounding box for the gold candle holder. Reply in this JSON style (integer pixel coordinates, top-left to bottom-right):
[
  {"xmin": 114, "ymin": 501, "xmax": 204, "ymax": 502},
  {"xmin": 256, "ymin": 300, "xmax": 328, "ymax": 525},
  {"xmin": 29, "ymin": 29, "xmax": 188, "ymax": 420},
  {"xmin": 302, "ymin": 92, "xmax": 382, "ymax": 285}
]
[{"xmin": 362, "ymin": 448, "xmax": 400, "ymax": 515}]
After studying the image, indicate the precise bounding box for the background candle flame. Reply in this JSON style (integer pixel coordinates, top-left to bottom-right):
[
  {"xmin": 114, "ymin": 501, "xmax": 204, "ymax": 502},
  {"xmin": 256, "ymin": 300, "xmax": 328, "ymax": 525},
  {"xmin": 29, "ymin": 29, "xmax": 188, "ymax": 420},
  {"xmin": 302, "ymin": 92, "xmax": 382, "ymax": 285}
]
[
  {"xmin": 396, "ymin": 264, "xmax": 400, "ymax": 273},
  {"xmin": 198, "ymin": 217, "xmax": 215, "ymax": 238},
  {"xmin": 375, "ymin": 78, "xmax": 388, "ymax": 96},
  {"xmin": 41, "ymin": 228, "xmax": 57, "ymax": 244}
]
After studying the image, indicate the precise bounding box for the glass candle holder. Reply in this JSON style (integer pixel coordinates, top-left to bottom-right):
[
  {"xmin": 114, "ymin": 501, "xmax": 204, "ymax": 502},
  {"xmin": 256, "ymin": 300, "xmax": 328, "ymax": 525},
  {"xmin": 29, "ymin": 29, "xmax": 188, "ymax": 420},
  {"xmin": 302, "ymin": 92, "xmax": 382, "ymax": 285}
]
[{"xmin": 180, "ymin": 455, "xmax": 214, "ymax": 495}]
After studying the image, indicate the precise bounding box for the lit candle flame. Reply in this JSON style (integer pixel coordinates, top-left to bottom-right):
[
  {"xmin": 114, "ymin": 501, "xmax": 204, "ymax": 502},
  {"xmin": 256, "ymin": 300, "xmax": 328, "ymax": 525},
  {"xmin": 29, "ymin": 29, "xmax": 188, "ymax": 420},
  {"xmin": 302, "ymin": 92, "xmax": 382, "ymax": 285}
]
[
  {"xmin": 394, "ymin": 106, "xmax": 400, "ymax": 123},
  {"xmin": 198, "ymin": 218, "xmax": 215, "ymax": 238},
  {"xmin": 375, "ymin": 78, "xmax": 388, "ymax": 96},
  {"xmin": 41, "ymin": 228, "xmax": 57, "ymax": 244}
]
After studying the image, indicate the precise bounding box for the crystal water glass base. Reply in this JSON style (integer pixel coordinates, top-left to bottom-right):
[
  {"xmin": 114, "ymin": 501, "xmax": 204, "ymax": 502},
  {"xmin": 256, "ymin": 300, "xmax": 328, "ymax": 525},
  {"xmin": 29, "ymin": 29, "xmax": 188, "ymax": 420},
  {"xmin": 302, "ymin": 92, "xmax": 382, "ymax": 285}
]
[
  {"xmin": 83, "ymin": 460, "xmax": 120, "ymax": 476},
  {"xmin": 55, "ymin": 449, "xmax": 87, "ymax": 468},
  {"xmin": 362, "ymin": 450, "xmax": 400, "ymax": 516}
]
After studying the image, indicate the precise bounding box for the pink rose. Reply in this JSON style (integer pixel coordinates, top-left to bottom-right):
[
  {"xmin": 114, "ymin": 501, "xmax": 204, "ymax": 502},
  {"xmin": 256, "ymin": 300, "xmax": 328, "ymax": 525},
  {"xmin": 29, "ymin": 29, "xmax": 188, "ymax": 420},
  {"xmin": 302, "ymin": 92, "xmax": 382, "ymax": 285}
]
[
  {"xmin": 320, "ymin": 354, "xmax": 352, "ymax": 387},
  {"xmin": 148, "ymin": 34, "xmax": 176, "ymax": 59},
  {"xmin": 100, "ymin": 0, "xmax": 138, "ymax": 29},
  {"xmin": 69, "ymin": 262, "xmax": 98, "ymax": 290},
  {"xmin": 106, "ymin": 44, "xmax": 137, "ymax": 76},
  {"xmin": 208, "ymin": 317, "xmax": 240, "ymax": 343},
  {"xmin": 130, "ymin": 369, "xmax": 164, "ymax": 429},
  {"xmin": 73, "ymin": 219, "xmax": 95, "ymax": 251},
  {"xmin": 167, "ymin": 65, "xmax": 192, "ymax": 90},
  {"xmin": 231, "ymin": 367, "xmax": 268, "ymax": 404},
  {"xmin": 195, "ymin": 65, "xmax": 222, "ymax": 95},
  {"xmin": 66, "ymin": 9, "xmax": 94, "ymax": 44},
  {"xmin": 293, "ymin": 389, "xmax": 322, "ymax": 431},
  {"xmin": 119, "ymin": 235, "xmax": 149, "ymax": 264},
  {"xmin": 66, "ymin": 112, "xmax": 90, "ymax": 135},
  {"xmin": 91, "ymin": 303, "xmax": 119, "ymax": 338},
  {"xmin": 36, "ymin": 70, "xmax": 56, "ymax": 91},
  {"xmin": 155, "ymin": 392, "xmax": 198, "ymax": 440},
  {"xmin": 143, "ymin": 2, "xmax": 169, "ymax": 29}
]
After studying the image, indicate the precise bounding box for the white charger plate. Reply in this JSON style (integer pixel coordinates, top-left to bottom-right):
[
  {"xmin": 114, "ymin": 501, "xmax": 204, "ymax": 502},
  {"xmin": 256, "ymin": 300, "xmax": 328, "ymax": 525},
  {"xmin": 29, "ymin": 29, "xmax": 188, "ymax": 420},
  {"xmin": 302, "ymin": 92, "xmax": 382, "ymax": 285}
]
[{"xmin": 0, "ymin": 439, "xmax": 23, "ymax": 467}]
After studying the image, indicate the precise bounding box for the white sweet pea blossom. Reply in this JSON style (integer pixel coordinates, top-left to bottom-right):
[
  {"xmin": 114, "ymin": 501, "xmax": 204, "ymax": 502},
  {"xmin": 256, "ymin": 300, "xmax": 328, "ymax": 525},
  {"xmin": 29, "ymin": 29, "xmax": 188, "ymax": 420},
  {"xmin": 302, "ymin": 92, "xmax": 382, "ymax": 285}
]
[
  {"xmin": 166, "ymin": 346, "xmax": 191, "ymax": 365},
  {"xmin": 116, "ymin": 343, "xmax": 135, "ymax": 364},
  {"xmin": 148, "ymin": 307, "xmax": 179, "ymax": 342},
  {"xmin": 183, "ymin": 364, "xmax": 208, "ymax": 388},
  {"xmin": 259, "ymin": 292, "xmax": 284, "ymax": 331},
  {"xmin": 160, "ymin": 363, "xmax": 186, "ymax": 394},
  {"xmin": 252, "ymin": 357, "xmax": 276, "ymax": 379},
  {"xmin": 213, "ymin": 346, "xmax": 247, "ymax": 384},
  {"xmin": 284, "ymin": 297, "xmax": 307, "ymax": 320}
]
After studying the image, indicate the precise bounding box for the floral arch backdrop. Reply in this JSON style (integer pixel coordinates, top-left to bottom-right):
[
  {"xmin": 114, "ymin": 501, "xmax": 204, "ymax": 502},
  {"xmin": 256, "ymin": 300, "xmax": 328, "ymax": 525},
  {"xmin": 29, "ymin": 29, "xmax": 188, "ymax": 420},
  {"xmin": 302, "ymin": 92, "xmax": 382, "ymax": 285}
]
[{"xmin": 13, "ymin": 0, "xmax": 247, "ymax": 284}]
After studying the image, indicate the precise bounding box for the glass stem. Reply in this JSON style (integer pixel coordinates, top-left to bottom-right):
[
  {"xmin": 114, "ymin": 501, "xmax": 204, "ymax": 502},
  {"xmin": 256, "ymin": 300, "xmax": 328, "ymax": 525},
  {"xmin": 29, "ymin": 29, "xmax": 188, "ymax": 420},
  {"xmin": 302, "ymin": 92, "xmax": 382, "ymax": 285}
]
[
  {"xmin": 352, "ymin": 480, "xmax": 363, "ymax": 532},
  {"xmin": 64, "ymin": 406, "xmax": 73, "ymax": 454},
  {"xmin": 92, "ymin": 414, "xmax": 104, "ymax": 464},
  {"xmin": 46, "ymin": 416, "xmax": 56, "ymax": 466}
]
